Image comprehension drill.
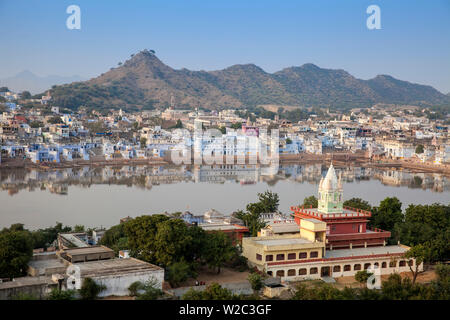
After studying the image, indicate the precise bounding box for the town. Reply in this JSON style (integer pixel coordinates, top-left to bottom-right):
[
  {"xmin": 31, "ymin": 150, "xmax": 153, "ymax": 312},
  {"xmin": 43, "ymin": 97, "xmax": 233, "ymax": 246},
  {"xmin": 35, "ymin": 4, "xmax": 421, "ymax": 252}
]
[{"xmin": 1, "ymin": 87, "xmax": 449, "ymax": 173}]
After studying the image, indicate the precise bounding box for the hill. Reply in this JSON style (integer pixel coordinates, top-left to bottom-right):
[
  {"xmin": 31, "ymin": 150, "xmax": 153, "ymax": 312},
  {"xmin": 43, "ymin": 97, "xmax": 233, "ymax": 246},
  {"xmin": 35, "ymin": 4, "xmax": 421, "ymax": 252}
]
[{"xmin": 48, "ymin": 49, "xmax": 450, "ymax": 112}]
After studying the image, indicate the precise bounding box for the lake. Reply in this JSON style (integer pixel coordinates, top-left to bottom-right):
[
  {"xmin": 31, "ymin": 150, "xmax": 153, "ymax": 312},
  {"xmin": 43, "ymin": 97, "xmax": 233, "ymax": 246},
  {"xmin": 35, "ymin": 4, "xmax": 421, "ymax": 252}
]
[{"xmin": 0, "ymin": 163, "xmax": 448, "ymax": 230}]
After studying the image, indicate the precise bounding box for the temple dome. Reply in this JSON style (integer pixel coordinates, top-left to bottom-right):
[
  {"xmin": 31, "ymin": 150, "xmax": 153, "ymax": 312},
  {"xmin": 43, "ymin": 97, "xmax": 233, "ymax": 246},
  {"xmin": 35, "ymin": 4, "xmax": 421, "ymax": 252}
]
[{"xmin": 321, "ymin": 163, "xmax": 339, "ymax": 191}]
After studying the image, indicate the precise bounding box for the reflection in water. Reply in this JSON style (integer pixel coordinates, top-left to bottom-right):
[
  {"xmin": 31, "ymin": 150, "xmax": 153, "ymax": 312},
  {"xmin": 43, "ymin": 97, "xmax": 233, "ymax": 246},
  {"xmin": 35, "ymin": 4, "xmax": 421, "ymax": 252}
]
[{"xmin": 1, "ymin": 164, "xmax": 449, "ymax": 195}]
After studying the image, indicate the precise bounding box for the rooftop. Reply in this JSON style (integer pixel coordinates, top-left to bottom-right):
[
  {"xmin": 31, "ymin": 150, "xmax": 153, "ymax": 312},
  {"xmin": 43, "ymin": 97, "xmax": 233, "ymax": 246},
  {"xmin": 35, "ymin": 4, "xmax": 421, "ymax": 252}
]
[
  {"xmin": 63, "ymin": 245, "xmax": 114, "ymax": 256},
  {"xmin": 76, "ymin": 258, "xmax": 163, "ymax": 277},
  {"xmin": 325, "ymin": 245, "xmax": 409, "ymax": 259},
  {"xmin": 255, "ymin": 238, "xmax": 313, "ymax": 246}
]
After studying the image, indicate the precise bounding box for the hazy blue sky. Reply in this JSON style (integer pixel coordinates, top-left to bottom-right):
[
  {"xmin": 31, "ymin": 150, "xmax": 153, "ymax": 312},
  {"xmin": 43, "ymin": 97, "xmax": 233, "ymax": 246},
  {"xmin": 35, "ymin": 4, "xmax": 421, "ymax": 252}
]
[{"xmin": 1, "ymin": 0, "xmax": 449, "ymax": 93}]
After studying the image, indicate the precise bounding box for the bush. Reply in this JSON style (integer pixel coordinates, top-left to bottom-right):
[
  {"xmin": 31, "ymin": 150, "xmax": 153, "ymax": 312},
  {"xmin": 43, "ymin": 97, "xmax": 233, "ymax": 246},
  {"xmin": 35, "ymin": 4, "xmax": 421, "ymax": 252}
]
[
  {"xmin": 135, "ymin": 279, "xmax": 163, "ymax": 300},
  {"xmin": 79, "ymin": 278, "xmax": 106, "ymax": 300},
  {"xmin": 47, "ymin": 288, "xmax": 77, "ymax": 300}
]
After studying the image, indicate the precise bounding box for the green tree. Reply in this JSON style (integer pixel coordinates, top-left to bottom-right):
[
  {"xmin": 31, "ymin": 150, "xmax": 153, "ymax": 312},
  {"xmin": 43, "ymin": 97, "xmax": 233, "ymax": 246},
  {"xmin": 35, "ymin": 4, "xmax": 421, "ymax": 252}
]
[
  {"xmin": 79, "ymin": 277, "xmax": 106, "ymax": 300},
  {"xmin": 343, "ymin": 198, "xmax": 372, "ymax": 211},
  {"xmin": 182, "ymin": 283, "xmax": 234, "ymax": 300},
  {"xmin": 21, "ymin": 91, "xmax": 32, "ymax": 99},
  {"xmin": 285, "ymin": 138, "xmax": 292, "ymax": 144},
  {"xmin": 230, "ymin": 122, "xmax": 242, "ymax": 129},
  {"xmin": 405, "ymin": 244, "xmax": 430, "ymax": 284},
  {"xmin": 47, "ymin": 288, "xmax": 76, "ymax": 300},
  {"xmin": 203, "ymin": 232, "xmax": 235, "ymax": 274},
  {"xmin": 355, "ymin": 270, "xmax": 372, "ymax": 288},
  {"xmin": 135, "ymin": 278, "xmax": 163, "ymax": 300},
  {"xmin": 0, "ymin": 225, "xmax": 34, "ymax": 279},
  {"xmin": 167, "ymin": 260, "xmax": 195, "ymax": 287},
  {"xmin": 302, "ymin": 195, "xmax": 318, "ymax": 208},
  {"xmin": 247, "ymin": 272, "xmax": 264, "ymax": 293},
  {"xmin": 369, "ymin": 197, "xmax": 403, "ymax": 232},
  {"xmin": 395, "ymin": 204, "xmax": 449, "ymax": 261},
  {"xmin": 140, "ymin": 137, "xmax": 147, "ymax": 147},
  {"xmin": 415, "ymin": 144, "xmax": 424, "ymax": 154},
  {"xmin": 74, "ymin": 225, "xmax": 85, "ymax": 232},
  {"xmin": 257, "ymin": 190, "xmax": 280, "ymax": 213}
]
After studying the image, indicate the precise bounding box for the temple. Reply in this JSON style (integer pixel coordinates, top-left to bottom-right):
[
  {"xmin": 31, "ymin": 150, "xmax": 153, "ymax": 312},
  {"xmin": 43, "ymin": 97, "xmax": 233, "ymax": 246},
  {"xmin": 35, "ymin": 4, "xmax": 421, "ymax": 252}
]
[
  {"xmin": 292, "ymin": 163, "xmax": 391, "ymax": 250},
  {"xmin": 242, "ymin": 163, "xmax": 422, "ymax": 281}
]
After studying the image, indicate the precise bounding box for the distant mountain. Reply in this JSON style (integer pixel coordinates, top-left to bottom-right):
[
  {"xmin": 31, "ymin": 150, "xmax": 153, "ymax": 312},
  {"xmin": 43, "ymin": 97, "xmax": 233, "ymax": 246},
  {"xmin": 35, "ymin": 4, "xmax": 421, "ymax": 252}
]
[
  {"xmin": 0, "ymin": 71, "xmax": 85, "ymax": 94},
  {"xmin": 48, "ymin": 49, "xmax": 450, "ymax": 111}
]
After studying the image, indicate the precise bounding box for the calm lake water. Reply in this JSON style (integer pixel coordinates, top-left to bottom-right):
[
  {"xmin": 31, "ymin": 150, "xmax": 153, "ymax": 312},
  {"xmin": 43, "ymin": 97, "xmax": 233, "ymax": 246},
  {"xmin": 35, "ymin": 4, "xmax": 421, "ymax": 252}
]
[{"xmin": 0, "ymin": 164, "xmax": 448, "ymax": 230}]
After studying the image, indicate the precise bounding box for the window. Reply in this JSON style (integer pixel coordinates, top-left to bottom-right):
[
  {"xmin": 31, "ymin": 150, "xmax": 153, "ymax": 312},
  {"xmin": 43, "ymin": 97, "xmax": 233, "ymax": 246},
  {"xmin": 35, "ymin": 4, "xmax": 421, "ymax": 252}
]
[
  {"xmin": 299, "ymin": 268, "xmax": 307, "ymax": 275},
  {"xmin": 389, "ymin": 261, "xmax": 396, "ymax": 268},
  {"xmin": 354, "ymin": 264, "xmax": 361, "ymax": 271},
  {"xmin": 399, "ymin": 260, "xmax": 406, "ymax": 267},
  {"xmin": 276, "ymin": 270, "xmax": 285, "ymax": 277},
  {"xmin": 267, "ymin": 271, "xmax": 273, "ymax": 276},
  {"xmin": 310, "ymin": 251, "xmax": 318, "ymax": 258},
  {"xmin": 382, "ymin": 262, "xmax": 387, "ymax": 268},
  {"xmin": 374, "ymin": 262, "xmax": 379, "ymax": 268},
  {"xmin": 310, "ymin": 267, "xmax": 318, "ymax": 274},
  {"xmin": 344, "ymin": 265, "xmax": 351, "ymax": 272},
  {"xmin": 352, "ymin": 224, "xmax": 357, "ymax": 231},
  {"xmin": 288, "ymin": 253, "xmax": 296, "ymax": 260},
  {"xmin": 299, "ymin": 252, "xmax": 307, "ymax": 259},
  {"xmin": 364, "ymin": 263, "xmax": 371, "ymax": 270},
  {"xmin": 256, "ymin": 254, "xmax": 262, "ymax": 261},
  {"xmin": 408, "ymin": 260, "xmax": 414, "ymax": 267},
  {"xmin": 287, "ymin": 269, "xmax": 296, "ymax": 276},
  {"xmin": 276, "ymin": 254, "xmax": 285, "ymax": 261},
  {"xmin": 265, "ymin": 255, "xmax": 273, "ymax": 262},
  {"xmin": 333, "ymin": 265, "xmax": 341, "ymax": 272}
]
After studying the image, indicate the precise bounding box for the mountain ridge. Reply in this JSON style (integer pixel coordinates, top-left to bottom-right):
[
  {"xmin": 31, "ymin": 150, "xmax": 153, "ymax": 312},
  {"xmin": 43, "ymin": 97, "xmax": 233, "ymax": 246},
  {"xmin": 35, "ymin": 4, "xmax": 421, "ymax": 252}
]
[{"xmin": 48, "ymin": 49, "xmax": 450, "ymax": 111}]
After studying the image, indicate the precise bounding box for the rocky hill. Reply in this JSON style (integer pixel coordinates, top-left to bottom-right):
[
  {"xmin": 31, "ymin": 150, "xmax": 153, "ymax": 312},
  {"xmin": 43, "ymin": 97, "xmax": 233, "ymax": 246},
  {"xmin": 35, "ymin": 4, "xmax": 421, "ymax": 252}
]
[{"xmin": 49, "ymin": 49, "xmax": 450, "ymax": 111}]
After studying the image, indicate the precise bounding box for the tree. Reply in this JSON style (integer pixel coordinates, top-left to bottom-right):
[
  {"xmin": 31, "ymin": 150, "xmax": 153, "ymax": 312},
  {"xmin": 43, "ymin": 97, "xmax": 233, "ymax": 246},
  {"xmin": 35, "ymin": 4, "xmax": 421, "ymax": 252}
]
[
  {"xmin": 247, "ymin": 272, "xmax": 264, "ymax": 293},
  {"xmin": 285, "ymin": 138, "xmax": 292, "ymax": 144},
  {"xmin": 257, "ymin": 191, "xmax": 280, "ymax": 213},
  {"xmin": 369, "ymin": 197, "xmax": 403, "ymax": 232},
  {"xmin": 355, "ymin": 270, "xmax": 372, "ymax": 288},
  {"xmin": 79, "ymin": 277, "xmax": 106, "ymax": 300},
  {"xmin": 174, "ymin": 119, "xmax": 183, "ymax": 128},
  {"xmin": 343, "ymin": 198, "xmax": 372, "ymax": 211},
  {"xmin": 405, "ymin": 244, "xmax": 430, "ymax": 284},
  {"xmin": 47, "ymin": 288, "xmax": 76, "ymax": 300},
  {"xmin": 0, "ymin": 225, "xmax": 34, "ymax": 279},
  {"xmin": 230, "ymin": 122, "xmax": 242, "ymax": 129},
  {"xmin": 234, "ymin": 209, "xmax": 266, "ymax": 237},
  {"xmin": 415, "ymin": 144, "xmax": 424, "ymax": 154},
  {"xmin": 124, "ymin": 215, "xmax": 193, "ymax": 267},
  {"xmin": 21, "ymin": 91, "xmax": 32, "ymax": 99},
  {"xmin": 182, "ymin": 283, "xmax": 234, "ymax": 300},
  {"xmin": 302, "ymin": 195, "xmax": 318, "ymax": 208},
  {"xmin": 135, "ymin": 278, "xmax": 163, "ymax": 300},
  {"xmin": 74, "ymin": 225, "xmax": 85, "ymax": 232},
  {"xmin": 47, "ymin": 116, "xmax": 63, "ymax": 124},
  {"xmin": 140, "ymin": 137, "xmax": 147, "ymax": 147},
  {"xmin": 167, "ymin": 260, "xmax": 194, "ymax": 287},
  {"xmin": 395, "ymin": 204, "xmax": 449, "ymax": 262},
  {"xmin": 203, "ymin": 232, "xmax": 235, "ymax": 274}
]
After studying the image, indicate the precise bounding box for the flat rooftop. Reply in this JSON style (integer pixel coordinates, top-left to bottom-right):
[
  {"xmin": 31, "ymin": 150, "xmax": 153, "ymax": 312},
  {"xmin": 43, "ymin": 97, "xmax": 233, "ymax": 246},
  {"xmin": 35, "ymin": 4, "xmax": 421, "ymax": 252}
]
[
  {"xmin": 0, "ymin": 276, "xmax": 54, "ymax": 289},
  {"xmin": 28, "ymin": 258, "xmax": 66, "ymax": 270},
  {"xmin": 199, "ymin": 223, "xmax": 248, "ymax": 231},
  {"xmin": 255, "ymin": 238, "xmax": 313, "ymax": 246},
  {"xmin": 325, "ymin": 245, "xmax": 408, "ymax": 259},
  {"xmin": 64, "ymin": 246, "xmax": 113, "ymax": 256},
  {"xmin": 77, "ymin": 258, "xmax": 163, "ymax": 277}
]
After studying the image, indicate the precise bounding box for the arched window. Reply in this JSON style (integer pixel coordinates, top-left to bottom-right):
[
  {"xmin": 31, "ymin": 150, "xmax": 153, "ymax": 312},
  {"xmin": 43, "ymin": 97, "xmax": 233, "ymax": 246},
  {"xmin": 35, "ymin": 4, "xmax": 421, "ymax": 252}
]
[
  {"xmin": 276, "ymin": 270, "xmax": 285, "ymax": 277},
  {"xmin": 382, "ymin": 262, "xmax": 387, "ymax": 268},
  {"xmin": 364, "ymin": 263, "xmax": 371, "ymax": 270},
  {"xmin": 408, "ymin": 260, "xmax": 414, "ymax": 267},
  {"xmin": 299, "ymin": 252, "xmax": 307, "ymax": 259},
  {"xmin": 333, "ymin": 265, "xmax": 341, "ymax": 272},
  {"xmin": 276, "ymin": 254, "xmax": 285, "ymax": 261},
  {"xmin": 299, "ymin": 268, "xmax": 307, "ymax": 275},
  {"xmin": 344, "ymin": 265, "xmax": 351, "ymax": 272},
  {"xmin": 374, "ymin": 262, "xmax": 379, "ymax": 268},
  {"xmin": 354, "ymin": 264, "xmax": 361, "ymax": 271},
  {"xmin": 310, "ymin": 267, "xmax": 318, "ymax": 274},
  {"xmin": 267, "ymin": 271, "xmax": 273, "ymax": 276},
  {"xmin": 399, "ymin": 260, "xmax": 406, "ymax": 267},
  {"xmin": 287, "ymin": 269, "xmax": 296, "ymax": 276},
  {"xmin": 389, "ymin": 261, "xmax": 396, "ymax": 268},
  {"xmin": 310, "ymin": 251, "xmax": 319, "ymax": 258}
]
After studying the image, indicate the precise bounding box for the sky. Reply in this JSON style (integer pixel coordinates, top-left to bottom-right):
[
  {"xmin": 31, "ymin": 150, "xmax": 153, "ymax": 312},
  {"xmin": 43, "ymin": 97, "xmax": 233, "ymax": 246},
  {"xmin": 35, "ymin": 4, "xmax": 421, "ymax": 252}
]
[{"xmin": 0, "ymin": 0, "xmax": 449, "ymax": 93}]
